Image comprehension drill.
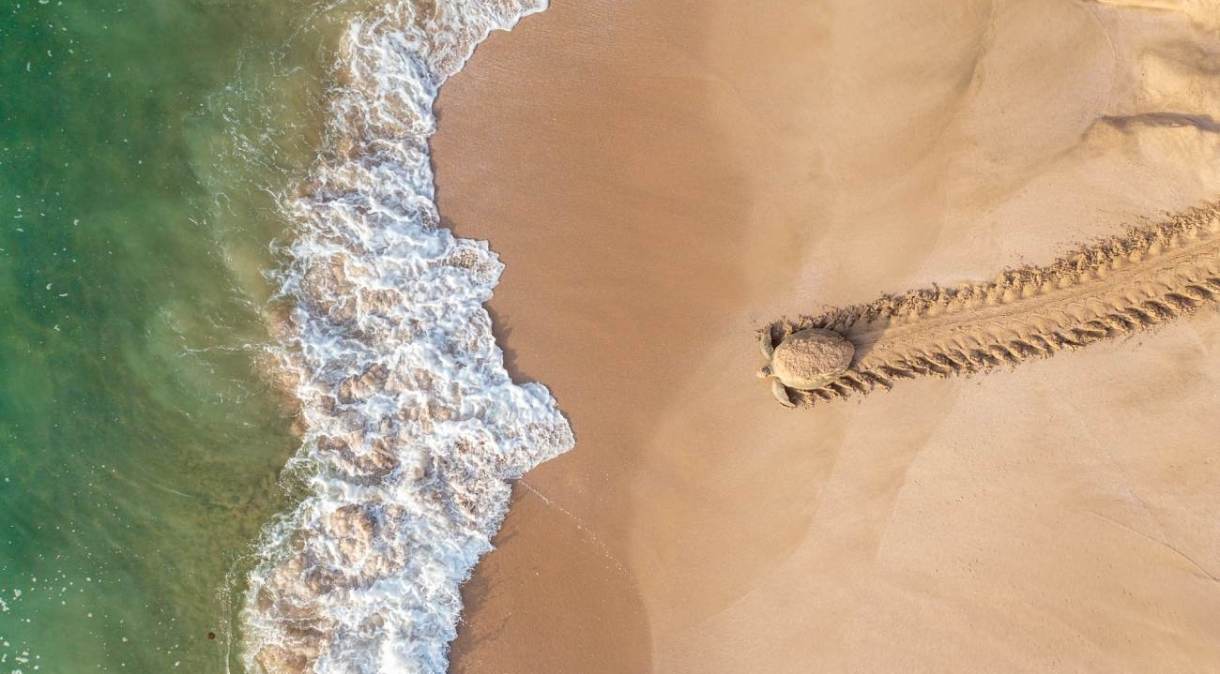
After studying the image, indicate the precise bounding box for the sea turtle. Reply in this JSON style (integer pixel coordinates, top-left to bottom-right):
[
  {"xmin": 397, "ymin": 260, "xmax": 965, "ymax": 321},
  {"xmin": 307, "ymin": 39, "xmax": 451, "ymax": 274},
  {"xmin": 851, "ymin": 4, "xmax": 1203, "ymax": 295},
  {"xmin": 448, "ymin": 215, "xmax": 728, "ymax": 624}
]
[{"xmin": 757, "ymin": 328, "xmax": 855, "ymax": 407}]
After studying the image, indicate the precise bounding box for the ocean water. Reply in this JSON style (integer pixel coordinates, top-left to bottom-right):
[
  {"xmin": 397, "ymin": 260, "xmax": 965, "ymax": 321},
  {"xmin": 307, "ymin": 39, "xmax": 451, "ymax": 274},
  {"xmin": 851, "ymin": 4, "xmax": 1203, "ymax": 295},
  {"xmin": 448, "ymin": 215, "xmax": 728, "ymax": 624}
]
[
  {"xmin": 0, "ymin": 0, "xmax": 567, "ymax": 672},
  {"xmin": 0, "ymin": 1, "xmax": 340, "ymax": 670}
]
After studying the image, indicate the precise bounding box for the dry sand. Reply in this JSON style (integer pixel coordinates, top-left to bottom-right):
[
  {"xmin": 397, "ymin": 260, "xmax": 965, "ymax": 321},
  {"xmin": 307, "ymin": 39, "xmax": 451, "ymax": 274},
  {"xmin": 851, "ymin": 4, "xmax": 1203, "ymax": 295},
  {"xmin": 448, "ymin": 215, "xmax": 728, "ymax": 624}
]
[{"xmin": 432, "ymin": 1, "xmax": 1220, "ymax": 671}]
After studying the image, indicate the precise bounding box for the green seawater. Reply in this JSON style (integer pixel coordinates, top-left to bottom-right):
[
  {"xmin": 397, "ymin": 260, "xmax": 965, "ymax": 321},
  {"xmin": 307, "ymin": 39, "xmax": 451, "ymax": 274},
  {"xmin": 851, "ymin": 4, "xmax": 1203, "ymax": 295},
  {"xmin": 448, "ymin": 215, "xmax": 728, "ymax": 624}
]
[{"xmin": 0, "ymin": 1, "xmax": 368, "ymax": 671}]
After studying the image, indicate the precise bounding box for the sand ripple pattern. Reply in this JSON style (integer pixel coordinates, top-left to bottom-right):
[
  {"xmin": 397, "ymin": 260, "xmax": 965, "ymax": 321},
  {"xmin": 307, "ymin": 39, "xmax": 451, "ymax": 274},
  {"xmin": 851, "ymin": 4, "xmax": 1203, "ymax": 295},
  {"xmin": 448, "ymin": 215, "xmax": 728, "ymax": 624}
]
[
  {"xmin": 765, "ymin": 203, "xmax": 1220, "ymax": 406},
  {"xmin": 240, "ymin": 2, "xmax": 572, "ymax": 673}
]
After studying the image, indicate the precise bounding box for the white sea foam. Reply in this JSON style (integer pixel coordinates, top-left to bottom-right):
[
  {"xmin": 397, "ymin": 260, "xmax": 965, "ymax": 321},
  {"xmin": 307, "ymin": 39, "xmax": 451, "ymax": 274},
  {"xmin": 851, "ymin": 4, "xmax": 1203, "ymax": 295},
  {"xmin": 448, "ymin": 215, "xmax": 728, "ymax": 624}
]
[{"xmin": 240, "ymin": 2, "xmax": 571, "ymax": 672}]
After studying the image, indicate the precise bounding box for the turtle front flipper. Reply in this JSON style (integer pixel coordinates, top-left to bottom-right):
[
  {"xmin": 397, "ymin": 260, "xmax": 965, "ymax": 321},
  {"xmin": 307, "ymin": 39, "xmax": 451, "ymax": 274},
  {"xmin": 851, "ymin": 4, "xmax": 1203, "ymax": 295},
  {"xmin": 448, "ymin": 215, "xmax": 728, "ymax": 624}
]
[
  {"xmin": 759, "ymin": 331, "xmax": 775, "ymax": 360},
  {"xmin": 770, "ymin": 378, "xmax": 796, "ymax": 408}
]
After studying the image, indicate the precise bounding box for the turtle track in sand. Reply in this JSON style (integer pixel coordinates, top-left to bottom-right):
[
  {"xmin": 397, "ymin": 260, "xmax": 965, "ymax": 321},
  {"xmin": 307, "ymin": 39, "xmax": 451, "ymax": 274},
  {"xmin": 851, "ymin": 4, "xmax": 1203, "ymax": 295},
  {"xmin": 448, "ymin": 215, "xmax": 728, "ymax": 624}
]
[{"xmin": 761, "ymin": 201, "xmax": 1220, "ymax": 407}]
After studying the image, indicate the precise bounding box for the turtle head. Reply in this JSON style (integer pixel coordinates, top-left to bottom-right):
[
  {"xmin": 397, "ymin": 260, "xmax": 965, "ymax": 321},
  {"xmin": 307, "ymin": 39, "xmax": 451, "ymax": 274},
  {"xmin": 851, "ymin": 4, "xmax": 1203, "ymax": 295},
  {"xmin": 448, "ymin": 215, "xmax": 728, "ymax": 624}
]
[{"xmin": 756, "ymin": 365, "xmax": 773, "ymax": 379}]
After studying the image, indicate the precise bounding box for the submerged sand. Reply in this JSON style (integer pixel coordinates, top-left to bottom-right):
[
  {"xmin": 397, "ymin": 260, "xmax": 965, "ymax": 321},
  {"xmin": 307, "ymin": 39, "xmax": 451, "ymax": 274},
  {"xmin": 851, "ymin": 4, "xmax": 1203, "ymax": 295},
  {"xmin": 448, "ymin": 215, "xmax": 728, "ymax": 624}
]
[{"xmin": 433, "ymin": 0, "xmax": 1220, "ymax": 671}]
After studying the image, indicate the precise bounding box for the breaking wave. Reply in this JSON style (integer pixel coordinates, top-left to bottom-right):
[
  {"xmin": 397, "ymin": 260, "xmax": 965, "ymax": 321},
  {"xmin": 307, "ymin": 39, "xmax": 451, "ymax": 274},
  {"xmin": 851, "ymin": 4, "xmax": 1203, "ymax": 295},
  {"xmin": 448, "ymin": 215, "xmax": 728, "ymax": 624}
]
[{"xmin": 240, "ymin": 1, "xmax": 572, "ymax": 672}]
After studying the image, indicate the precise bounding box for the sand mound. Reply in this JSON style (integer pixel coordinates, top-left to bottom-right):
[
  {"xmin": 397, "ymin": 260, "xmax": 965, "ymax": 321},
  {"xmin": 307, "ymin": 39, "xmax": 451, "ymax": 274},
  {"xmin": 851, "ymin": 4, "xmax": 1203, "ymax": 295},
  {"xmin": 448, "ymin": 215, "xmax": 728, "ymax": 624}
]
[
  {"xmin": 765, "ymin": 202, "xmax": 1220, "ymax": 406},
  {"xmin": 1089, "ymin": 0, "xmax": 1220, "ymax": 32}
]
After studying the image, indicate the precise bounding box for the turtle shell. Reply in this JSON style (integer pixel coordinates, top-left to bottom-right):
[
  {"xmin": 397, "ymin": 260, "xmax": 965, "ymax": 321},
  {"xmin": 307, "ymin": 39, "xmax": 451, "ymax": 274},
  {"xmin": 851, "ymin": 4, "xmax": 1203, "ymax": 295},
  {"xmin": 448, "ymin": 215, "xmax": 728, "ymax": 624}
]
[{"xmin": 771, "ymin": 328, "xmax": 855, "ymax": 390}]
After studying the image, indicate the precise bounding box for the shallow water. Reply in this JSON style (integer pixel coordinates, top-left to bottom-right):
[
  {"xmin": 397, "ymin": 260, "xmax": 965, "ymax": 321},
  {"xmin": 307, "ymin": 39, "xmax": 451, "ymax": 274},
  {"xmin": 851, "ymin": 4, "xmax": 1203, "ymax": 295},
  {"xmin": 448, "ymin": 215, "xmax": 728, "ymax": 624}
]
[
  {"xmin": 237, "ymin": 2, "xmax": 573, "ymax": 673},
  {"xmin": 0, "ymin": 1, "xmax": 362, "ymax": 670}
]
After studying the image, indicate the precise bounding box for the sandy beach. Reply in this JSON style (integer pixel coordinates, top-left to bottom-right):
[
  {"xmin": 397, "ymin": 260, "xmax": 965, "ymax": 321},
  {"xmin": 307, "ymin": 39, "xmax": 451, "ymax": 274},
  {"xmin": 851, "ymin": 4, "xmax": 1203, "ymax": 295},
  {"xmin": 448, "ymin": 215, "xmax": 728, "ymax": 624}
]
[{"xmin": 433, "ymin": 1, "xmax": 1220, "ymax": 672}]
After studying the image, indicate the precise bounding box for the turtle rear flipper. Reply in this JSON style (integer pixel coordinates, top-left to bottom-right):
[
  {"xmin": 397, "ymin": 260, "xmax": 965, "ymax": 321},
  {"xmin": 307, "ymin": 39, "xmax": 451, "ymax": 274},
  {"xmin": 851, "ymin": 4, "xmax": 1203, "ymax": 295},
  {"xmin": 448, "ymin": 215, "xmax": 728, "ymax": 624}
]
[{"xmin": 771, "ymin": 378, "xmax": 795, "ymax": 408}]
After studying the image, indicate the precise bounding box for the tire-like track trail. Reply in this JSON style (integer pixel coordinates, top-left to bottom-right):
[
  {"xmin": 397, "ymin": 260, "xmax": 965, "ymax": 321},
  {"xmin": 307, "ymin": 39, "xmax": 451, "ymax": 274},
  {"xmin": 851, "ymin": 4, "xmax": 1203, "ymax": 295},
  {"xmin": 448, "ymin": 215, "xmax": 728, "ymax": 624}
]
[{"xmin": 762, "ymin": 202, "xmax": 1220, "ymax": 407}]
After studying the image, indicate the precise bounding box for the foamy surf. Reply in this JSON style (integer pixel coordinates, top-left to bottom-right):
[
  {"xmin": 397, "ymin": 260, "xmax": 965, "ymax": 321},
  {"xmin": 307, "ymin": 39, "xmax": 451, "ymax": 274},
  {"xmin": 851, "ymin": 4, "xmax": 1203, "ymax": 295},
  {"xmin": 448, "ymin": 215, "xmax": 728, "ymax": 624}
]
[{"xmin": 240, "ymin": 2, "xmax": 572, "ymax": 672}]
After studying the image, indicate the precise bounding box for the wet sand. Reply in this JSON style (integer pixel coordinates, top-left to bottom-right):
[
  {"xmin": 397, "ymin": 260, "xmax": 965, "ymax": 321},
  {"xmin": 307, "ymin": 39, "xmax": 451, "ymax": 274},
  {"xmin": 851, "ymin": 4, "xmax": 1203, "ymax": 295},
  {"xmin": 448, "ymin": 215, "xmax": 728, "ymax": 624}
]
[{"xmin": 433, "ymin": 1, "xmax": 1220, "ymax": 671}]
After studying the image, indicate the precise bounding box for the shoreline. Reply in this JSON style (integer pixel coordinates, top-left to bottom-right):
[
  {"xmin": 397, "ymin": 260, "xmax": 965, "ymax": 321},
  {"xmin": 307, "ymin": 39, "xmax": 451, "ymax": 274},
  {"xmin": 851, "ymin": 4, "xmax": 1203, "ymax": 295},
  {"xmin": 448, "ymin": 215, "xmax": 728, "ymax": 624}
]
[{"xmin": 241, "ymin": 3, "xmax": 576, "ymax": 673}]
